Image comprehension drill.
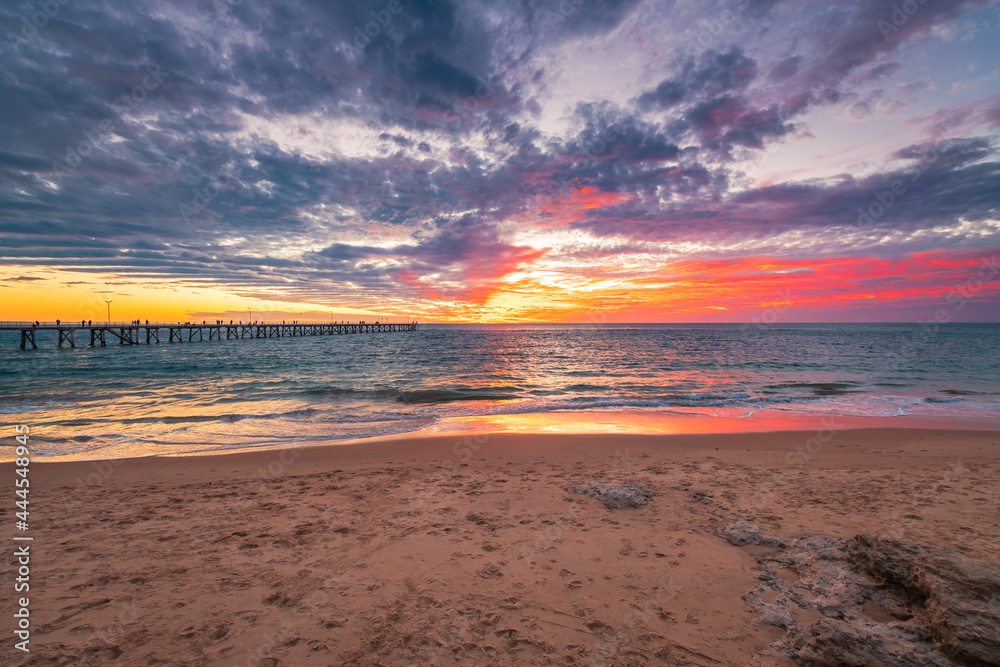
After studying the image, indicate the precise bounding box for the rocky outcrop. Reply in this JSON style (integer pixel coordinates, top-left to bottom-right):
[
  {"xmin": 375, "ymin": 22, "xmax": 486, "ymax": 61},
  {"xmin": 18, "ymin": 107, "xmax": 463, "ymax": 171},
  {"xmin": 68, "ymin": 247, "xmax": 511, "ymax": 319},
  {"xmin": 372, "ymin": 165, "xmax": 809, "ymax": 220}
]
[
  {"xmin": 572, "ymin": 483, "xmax": 650, "ymax": 508},
  {"xmin": 740, "ymin": 533, "xmax": 1000, "ymax": 666},
  {"xmin": 848, "ymin": 535, "xmax": 1000, "ymax": 665},
  {"xmin": 791, "ymin": 618, "xmax": 953, "ymax": 667},
  {"xmin": 718, "ymin": 521, "xmax": 786, "ymax": 548}
]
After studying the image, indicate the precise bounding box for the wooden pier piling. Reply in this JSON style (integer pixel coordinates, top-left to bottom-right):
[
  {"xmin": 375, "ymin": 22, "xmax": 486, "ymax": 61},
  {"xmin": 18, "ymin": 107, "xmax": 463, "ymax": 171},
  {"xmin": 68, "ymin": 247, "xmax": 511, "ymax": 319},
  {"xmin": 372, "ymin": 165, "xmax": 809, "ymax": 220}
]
[{"xmin": 3, "ymin": 321, "xmax": 417, "ymax": 351}]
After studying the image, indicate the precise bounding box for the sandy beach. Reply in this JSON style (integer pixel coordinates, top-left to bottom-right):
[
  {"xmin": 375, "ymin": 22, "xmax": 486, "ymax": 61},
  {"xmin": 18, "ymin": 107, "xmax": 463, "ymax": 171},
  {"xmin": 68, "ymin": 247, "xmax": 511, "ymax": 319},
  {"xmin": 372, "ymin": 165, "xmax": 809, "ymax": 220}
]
[{"xmin": 2, "ymin": 424, "xmax": 999, "ymax": 666}]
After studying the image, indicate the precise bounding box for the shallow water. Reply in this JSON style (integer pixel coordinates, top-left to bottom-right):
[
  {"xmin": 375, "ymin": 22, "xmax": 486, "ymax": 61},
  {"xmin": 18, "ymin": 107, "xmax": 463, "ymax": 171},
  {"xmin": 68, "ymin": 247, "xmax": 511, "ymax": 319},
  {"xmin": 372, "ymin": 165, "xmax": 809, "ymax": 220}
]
[{"xmin": 1, "ymin": 323, "xmax": 998, "ymax": 459}]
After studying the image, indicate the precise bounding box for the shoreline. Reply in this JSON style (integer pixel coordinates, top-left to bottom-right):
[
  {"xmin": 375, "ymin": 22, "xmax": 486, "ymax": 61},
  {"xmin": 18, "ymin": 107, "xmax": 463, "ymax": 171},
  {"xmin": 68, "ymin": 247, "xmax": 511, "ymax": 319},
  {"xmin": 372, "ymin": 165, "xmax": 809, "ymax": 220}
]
[
  {"xmin": 9, "ymin": 425, "xmax": 1000, "ymax": 488},
  {"xmin": 2, "ymin": 427, "xmax": 998, "ymax": 664},
  {"xmin": 9, "ymin": 425, "xmax": 1000, "ymax": 490},
  {"xmin": 6, "ymin": 408, "xmax": 1000, "ymax": 464}
]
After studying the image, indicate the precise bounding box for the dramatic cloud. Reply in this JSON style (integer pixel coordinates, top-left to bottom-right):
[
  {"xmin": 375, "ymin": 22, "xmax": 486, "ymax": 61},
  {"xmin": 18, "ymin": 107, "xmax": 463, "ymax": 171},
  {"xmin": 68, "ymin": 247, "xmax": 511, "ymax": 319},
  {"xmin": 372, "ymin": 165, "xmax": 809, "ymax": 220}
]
[{"xmin": 1, "ymin": 0, "xmax": 998, "ymax": 321}]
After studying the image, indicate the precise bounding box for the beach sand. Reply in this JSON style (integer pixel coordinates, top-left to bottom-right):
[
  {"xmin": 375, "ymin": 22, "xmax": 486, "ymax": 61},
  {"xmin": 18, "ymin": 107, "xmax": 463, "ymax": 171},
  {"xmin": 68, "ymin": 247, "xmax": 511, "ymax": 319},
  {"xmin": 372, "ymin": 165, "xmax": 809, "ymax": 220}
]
[{"xmin": 3, "ymin": 426, "xmax": 999, "ymax": 665}]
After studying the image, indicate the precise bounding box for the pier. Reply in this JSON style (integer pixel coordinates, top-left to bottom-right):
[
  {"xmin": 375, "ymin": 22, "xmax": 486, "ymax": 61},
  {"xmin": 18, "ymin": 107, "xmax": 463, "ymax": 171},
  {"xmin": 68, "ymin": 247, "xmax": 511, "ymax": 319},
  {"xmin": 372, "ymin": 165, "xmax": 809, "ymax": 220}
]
[{"xmin": 0, "ymin": 321, "xmax": 417, "ymax": 350}]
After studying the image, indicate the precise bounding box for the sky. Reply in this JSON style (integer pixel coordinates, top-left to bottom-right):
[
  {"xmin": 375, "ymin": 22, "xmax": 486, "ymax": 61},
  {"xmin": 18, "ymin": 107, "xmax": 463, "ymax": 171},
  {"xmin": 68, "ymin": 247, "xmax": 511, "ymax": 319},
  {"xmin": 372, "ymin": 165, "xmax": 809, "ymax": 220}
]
[{"xmin": 1, "ymin": 0, "xmax": 999, "ymax": 323}]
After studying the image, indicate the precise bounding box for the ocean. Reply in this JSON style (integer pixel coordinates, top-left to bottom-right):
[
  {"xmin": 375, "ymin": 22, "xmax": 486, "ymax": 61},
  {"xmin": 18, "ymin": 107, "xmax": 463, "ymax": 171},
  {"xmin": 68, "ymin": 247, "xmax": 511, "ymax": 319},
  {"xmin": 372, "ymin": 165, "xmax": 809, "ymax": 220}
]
[{"xmin": 1, "ymin": 323, "xmax": 998, "ymax": 460}]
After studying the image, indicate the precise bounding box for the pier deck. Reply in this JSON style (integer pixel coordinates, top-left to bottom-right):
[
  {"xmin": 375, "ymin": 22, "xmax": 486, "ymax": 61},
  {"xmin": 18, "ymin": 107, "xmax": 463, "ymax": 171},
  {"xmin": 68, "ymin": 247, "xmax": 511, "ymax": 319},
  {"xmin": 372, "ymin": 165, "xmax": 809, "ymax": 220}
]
[{"xmin": 0, "ymin": 322, "xmax": 417, "ymax": 350}]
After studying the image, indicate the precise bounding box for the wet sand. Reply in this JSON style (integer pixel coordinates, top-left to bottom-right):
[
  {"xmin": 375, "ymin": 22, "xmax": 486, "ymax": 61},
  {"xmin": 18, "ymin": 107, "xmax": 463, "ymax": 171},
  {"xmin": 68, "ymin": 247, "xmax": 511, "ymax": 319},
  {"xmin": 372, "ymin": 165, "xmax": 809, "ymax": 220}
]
[{"xmin": 2, "ymin": 426, "xmax": 999, "ymax": 665}]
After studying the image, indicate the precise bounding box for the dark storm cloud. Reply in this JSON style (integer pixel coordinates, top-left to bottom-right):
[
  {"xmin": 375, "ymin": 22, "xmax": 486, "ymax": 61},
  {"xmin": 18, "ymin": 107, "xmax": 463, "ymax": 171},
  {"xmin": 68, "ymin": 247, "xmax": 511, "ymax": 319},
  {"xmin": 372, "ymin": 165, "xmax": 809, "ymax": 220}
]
[
  {"xmin": 635, "ymin": 47, "xmax": 804, "ymax": 157},
  {"xmin": 568, "ymin": 104, "xmax": 682, "ymax": 168},
  {"xmin": 793, "ymin": 0, "xmax": 990, "ymax": 89},
  {"xmin": 679, "ymin": 94, "xmax": 794, "ymax": 151},
  {"xmin": 568, "ymin": 138, "xmax": 1000, "ymax": 251},
  {"xmin": 637, "ymin": 48, "xmax": 758, "ymax": 110},
  {"xmin": 527, "ymin": 0, "xmax": 648, "ymax": 36}
]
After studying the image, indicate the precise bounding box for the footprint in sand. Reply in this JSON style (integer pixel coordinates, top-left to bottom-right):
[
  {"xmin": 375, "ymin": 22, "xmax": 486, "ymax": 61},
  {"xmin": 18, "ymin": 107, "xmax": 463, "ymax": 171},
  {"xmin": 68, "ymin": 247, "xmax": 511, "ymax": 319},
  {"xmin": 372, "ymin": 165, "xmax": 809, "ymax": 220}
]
[{"xmin": 478, "ymin": 563, "xmax": 504, "ymax": 578}]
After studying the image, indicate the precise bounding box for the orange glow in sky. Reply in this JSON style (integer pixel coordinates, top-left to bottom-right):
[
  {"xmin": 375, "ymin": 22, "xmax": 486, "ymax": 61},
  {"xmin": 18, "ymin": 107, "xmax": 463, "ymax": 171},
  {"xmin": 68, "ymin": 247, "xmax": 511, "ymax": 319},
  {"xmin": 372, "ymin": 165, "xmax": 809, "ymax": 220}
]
[
  {"xmin": 4, "ymin": 249, "xmax": 996, "ymax": 323},
  {"xmin": 0, "ymin": 269, "xmax": 383, "ymax": 323}
]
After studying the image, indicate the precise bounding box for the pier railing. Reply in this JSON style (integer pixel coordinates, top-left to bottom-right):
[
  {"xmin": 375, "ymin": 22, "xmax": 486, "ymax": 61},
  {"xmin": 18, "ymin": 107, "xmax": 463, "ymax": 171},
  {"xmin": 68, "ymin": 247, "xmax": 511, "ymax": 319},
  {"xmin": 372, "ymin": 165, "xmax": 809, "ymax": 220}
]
[
  {"xmin": 0, "ymin": 320, "xmax": 407, "ymax": 327},
  {"xmin": 0, "ymin": 321, "xmax": 418, "ymax": 350}
]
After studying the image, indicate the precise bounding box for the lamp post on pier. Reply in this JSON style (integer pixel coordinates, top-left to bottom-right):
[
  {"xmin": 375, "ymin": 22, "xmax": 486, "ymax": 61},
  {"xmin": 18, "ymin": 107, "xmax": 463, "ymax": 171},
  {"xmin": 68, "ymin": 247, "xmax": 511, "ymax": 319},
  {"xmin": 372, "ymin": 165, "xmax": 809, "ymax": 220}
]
[{"xmin": 105, "ymin": 300, "xmax": 112, "ymax": 326}]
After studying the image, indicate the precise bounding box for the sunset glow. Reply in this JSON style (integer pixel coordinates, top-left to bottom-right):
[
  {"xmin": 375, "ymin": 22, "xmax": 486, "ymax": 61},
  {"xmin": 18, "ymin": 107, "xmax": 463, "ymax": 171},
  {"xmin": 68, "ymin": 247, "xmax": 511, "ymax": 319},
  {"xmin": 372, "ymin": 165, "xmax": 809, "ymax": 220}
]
[
  {"xmin": 5, "ymin": 246, "xmax": 996, "ymax": 323},
  {"xmin": 2, "ymin": 0, "xmax": 999, "ymax": 322}
]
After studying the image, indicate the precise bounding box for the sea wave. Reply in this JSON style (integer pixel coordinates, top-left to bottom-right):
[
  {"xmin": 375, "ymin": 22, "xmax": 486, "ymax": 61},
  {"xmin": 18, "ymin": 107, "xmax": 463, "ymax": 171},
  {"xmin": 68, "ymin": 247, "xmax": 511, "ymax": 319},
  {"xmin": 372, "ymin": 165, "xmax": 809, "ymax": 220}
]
[
  {"xmin": 317, "ymin": 387, "xmax": 522, "ymax": 403},
  {"xmin": 760, "ymin": 381, "xmax": 862, "ymax": 396},
  {"xmin": 940, "ymin": 389, "xmax": 998, "ymax": 396}
]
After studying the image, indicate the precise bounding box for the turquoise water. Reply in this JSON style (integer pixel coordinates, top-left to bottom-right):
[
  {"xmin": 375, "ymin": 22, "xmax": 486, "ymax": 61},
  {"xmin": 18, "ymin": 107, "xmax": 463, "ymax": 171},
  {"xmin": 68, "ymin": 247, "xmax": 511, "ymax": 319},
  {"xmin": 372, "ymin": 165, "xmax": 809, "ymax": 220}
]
[{"xmin": 1, "ymin": 323, "xmax": 998, "ymax": 459}]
